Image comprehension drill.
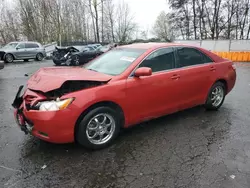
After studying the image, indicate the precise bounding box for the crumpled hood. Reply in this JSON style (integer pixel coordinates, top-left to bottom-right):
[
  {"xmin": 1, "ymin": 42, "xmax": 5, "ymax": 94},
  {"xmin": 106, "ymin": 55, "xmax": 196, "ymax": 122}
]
[{"xmin": 27, "ymin": 67, "xmax": 112, "ymax": 92}]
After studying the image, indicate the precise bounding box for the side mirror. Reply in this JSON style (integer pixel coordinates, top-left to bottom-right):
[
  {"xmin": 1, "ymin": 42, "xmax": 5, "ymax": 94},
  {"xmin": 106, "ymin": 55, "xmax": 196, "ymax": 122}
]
[
  {"xmin": 16, "ymin": 47, "xmax": 20, "ymax": 50},
  {"xmin": 134, "ymin": 67, "xmax": 152, "ymax": 77}
]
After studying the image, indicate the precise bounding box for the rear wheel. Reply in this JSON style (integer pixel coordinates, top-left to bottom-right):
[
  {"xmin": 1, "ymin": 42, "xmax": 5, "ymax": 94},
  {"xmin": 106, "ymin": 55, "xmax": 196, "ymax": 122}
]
[
  {"xmin": 4, "ymin": 54, "xmax": 14, "ymax": 63},
  {"xmin": 36, "ymin": 53, "xmax": 43, "ymax": 61},
  {"xmin": 76, "ymin": 107, "xmax": 121, "ymax": 150},
  {"xmin": 204, "ymin": 82, "xmax": 226, "ymax": 110}
]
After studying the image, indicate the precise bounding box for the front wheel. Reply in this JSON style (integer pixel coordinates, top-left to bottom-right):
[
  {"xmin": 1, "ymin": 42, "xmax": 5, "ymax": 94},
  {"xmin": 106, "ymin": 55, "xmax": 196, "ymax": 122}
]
[
  {"xmin": 204, "ymin": 82, "xmax": 226, "ymax": 110},
  {"xmin": 52, "ymin": 59, "xmax": 62, "ymax": 66},
  {"xmin": 76, "ymin": 107, "xmax": 121, "ymax": 150},
  {"xmin": 71, "ymin": 55, "xmax": 80, "ymax": 66},
  {"xmin": 4, "ymin": 53, "xmax": 14, "ymax": 63}
]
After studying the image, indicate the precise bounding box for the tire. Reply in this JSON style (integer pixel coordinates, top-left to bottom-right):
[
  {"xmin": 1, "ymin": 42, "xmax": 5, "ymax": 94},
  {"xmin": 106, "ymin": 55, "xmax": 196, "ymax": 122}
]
[
  {"xmin": 71, "ymin": 55, "xmax": 80, "ymax": 66},
  {"xmin": 4, "ymin": 53, "xmax": 14, "ymax": 63},
  {"xmin": 204, "ymin": 82, "xmax": 226, "ymax": 110},
  {"xmin": 52, "ymin": 59, "xmax": 62, "ymax": 66},
  {"xmin": 76, "ymin": 106, "xmax": 121, "ymax": 150},
  {"xmin": 36, "ymin": 53, "xmax": 43, "ymax": 61}
]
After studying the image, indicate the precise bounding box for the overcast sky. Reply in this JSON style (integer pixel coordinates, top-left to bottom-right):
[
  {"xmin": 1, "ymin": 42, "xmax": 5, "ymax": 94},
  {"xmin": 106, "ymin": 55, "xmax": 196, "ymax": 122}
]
[
  {"xmin": 123, "ymin": 0, "xmax": 169, "ymax": 35},
  {"xmin": 5, "ymin": 0, "xmax": 169, "ymax": 38}
]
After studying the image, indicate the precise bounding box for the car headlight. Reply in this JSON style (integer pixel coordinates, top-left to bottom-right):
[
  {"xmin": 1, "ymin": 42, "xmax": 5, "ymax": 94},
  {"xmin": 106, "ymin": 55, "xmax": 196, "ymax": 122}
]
[{"xmin": 36, "ymin": 98, "xmax": 74, "ymax": 111}]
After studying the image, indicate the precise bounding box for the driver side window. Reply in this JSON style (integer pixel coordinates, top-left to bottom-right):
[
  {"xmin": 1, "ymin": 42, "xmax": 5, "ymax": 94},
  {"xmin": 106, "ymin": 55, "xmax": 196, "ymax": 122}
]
[{"xmin": 138, "ymin": 48, "xmax": 175, "ymax": 73}]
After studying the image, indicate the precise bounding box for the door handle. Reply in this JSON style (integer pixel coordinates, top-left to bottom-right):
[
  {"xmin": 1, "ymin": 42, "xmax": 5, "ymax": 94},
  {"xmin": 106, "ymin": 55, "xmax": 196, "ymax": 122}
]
[
  {"xmin": 210, "ymin": 66, "xmax": 216, "ymax": 71},
  {"xmin": 171, "ymin": 74, "xmax": 180, "ymax": 80}
]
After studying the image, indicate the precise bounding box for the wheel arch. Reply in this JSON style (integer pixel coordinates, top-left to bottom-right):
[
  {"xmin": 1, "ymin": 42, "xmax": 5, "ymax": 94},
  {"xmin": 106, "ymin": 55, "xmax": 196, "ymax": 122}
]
[
  {"xmin": 36, "ymin": 52, "xmax": 44, "ymax": 59},
  {"xmin": 204, "ymin": 78, "xmax": 228, "ymax": 104},
  {"xmin": 214, "ymin": 79, "xmax": 228, "ymax": 93},
  {"xmin": 74, "ymin": 101, "xmax": 125, "ymax": 139},
  {"xmin": 4, "ymin": 53, "xmax": 15, "ymax": 60}
]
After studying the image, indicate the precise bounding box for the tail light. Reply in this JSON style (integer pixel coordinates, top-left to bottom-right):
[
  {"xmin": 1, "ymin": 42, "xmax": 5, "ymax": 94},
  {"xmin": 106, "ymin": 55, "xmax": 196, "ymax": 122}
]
[{"xmin": 232, "ymin": 64, "xmax": 236, "ymax": 70}]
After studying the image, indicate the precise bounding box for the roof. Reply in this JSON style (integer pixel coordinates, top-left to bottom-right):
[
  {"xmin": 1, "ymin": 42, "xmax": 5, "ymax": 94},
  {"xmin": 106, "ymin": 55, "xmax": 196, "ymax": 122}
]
[
  {"xmin": 9, "ymin": 41, "xmax": 40, "ymax": 44},
  {"xmin": 119, "ymin": 42, "xmax": 199, "ymax": 50}
]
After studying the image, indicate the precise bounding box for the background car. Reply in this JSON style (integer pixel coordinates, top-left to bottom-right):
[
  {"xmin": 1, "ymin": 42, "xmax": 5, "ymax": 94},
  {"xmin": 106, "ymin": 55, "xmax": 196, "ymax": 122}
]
[
  {"xmin": 52, "ymin": 45, "xmax": 104, "ymax": 66},
  {"xmin": 52, "ymin": 46, "xmax": 80, "ymax": 65},
  {"xmin": 13, "ymin": 43, "xmax": 236, "ymax": 150},
  {"xmin": 0, "ymin": 41, "xmax": 46, "ymax": 63},
  {"xmin": 88, "ymin": 44, "xmax": 102, "ymax": 49}
]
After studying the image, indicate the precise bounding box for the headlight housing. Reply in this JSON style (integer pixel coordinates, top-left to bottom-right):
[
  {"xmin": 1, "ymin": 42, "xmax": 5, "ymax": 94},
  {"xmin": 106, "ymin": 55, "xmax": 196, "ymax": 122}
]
[{"xmin": 36, "ymin": 98, "xmax": 74, "ymax": 111}]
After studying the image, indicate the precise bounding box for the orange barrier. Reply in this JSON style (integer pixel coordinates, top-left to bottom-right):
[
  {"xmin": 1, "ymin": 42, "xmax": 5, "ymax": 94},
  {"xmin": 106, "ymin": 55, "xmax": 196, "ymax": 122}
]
[{"xmin": 212, "ymin": 51, "xmax": 250, "ymax": 62}]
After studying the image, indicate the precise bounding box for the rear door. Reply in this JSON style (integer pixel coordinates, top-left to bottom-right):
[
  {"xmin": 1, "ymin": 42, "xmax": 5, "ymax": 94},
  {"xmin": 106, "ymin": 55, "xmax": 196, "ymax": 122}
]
[
  {"xmin": 25, "ymin": 43, "xmax": 39, "ymax": 58},
  {"xmin": 174, "ymin": 47, "xmax": 216, "ymax": 110}
]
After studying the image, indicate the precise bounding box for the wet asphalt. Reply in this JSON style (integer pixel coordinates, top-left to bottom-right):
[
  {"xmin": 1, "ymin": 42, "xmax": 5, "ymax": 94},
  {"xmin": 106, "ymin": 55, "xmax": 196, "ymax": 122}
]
[{"xmin": 0, "ymin": 60, "xmax": 250, "ymax": 188}]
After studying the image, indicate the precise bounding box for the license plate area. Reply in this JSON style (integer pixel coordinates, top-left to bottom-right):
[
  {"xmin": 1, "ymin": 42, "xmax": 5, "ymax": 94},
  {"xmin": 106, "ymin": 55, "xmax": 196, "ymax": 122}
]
[
  {"xmin": 15, "ymin": 111, "xmax": 33, "ymax": 134},
  {"xmin": 12, "ymin": 85, "xmax": 24, "ymax": 109}
]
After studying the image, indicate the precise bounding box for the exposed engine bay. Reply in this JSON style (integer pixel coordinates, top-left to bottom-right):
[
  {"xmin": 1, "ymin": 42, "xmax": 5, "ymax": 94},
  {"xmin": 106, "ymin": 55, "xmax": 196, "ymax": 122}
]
[
  {"xmin": 52, "ymin": 46, "xmax": 80, "ymax": 66},
  {"xmin": 45, "ymin": 80, "xmax": 108, "ymax": 98},
  {"xmin": 12, "ymin": 80, "xmax": 109, "ymax": 112}
]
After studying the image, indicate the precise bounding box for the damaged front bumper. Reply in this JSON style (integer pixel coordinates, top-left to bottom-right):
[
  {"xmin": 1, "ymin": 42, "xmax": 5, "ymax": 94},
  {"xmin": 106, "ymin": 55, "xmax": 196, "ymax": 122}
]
[
  {"xmin": 12, "ymin": 86, "xmax": 77, "ymax": 143},
  {"xmin": 12, "ymin": 86, "xmax": 33, "ymax": 134}
]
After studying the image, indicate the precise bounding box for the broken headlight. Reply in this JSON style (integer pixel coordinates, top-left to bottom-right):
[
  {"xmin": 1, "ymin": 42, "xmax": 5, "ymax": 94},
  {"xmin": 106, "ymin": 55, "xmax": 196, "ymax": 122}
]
[{"xmin": 35, "ymin": 98, "xmax": 74, "ymax": 111}]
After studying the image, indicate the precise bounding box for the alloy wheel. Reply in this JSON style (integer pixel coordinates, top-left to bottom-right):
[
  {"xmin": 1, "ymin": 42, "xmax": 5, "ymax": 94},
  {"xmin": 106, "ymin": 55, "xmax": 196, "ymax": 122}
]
[
  {"xmin": 37, "ymin": 53, "xmax": 43, "ymax": 61},
  {"xmin": 211, "ymin": 86, "xmax": 224, "ymax": 107},
  {"xmin": 74, "ymin": 56, "xmax": 80, "ymax": 66},
  {"xmin": 86, "ymin": 113, "xmax": 116, "ymax": 145},
  {"xmin": 5, "ymin": 54, "xmax": 13, "ymax": 63}
]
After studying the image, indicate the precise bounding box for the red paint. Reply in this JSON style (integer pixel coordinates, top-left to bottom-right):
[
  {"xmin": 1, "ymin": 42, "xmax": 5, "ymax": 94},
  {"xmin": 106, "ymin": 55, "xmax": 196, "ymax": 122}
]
[
  {"xmin": 28, "ymin": 67, "xmax": 112, "ymax": 92},
  {"xmin": 134, "ymin": 67, "xmax": 152, "ymax": 77},
  {"xmin": 14, "ymin": 43, "xmax": 236, "ymax": 144}
]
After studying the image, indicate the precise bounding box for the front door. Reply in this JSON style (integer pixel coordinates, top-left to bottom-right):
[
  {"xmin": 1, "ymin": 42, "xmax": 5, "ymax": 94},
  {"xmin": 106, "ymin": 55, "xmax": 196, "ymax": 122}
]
[
  {"xmin": 15, "ymin": 43, "xmax": 26, "ymax": 59},
  {"xmin": 125, "ymin": 47, "xmax": 182, "ymax": 125}
]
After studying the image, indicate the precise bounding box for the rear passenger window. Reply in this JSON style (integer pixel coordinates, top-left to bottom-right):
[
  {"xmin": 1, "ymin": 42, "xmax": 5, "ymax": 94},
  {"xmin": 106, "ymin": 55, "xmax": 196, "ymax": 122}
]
[
  {"xmin": 25, "ymin": 43, "xmax": 39, "ymax": 48},
  {"xmin": 139, "ymin": 48, "xmax": 175, "ymax": 73},
  {"xmin": 176, "ymin": 47, "xmax": 212, "ymax": 68}
]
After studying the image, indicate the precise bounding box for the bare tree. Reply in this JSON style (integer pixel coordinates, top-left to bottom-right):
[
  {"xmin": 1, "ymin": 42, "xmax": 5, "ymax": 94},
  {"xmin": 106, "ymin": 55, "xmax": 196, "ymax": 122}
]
[
  {"xmin": 152, "ymin": 11, "xmax": 173, "ymax": 41},
  {"xmin": 167, "ymin": 0, "xmax": 250, "ymax": 40},
  {"xmin": 104, "ymin": 0, "xmax": 116, "ymax": 42},
  {"xmin": 115, "ymin": 0, "xmax": 137, "ymax": 43}
]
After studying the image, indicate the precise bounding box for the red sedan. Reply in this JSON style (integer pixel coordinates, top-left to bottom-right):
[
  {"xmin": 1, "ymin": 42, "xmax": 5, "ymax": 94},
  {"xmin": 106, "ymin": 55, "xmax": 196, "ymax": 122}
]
[{"xmin": 12, "ymin": 43, "xmax": 236, "ymax": 149}]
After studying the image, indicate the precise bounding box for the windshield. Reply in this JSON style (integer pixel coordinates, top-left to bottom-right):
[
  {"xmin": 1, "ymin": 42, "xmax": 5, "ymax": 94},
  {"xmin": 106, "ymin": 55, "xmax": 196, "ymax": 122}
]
[
  {"xmin": 85, "ymin": 48, "xmax": 146, "ymax": 75},
  {"xmin": 2, "ymin": 42, "xmax": 18, "ymax": 49}
]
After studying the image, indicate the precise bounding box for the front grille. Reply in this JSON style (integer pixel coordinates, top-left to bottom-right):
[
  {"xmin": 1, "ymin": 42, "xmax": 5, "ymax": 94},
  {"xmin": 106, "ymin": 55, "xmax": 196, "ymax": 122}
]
[{"xmin": 24, "ymin": 95, "xmax": 37, "ymax": 110}]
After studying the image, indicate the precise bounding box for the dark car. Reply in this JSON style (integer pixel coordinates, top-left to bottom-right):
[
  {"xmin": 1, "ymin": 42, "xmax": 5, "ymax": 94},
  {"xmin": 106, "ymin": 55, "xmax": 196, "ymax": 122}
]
[
  {"xmin": 52, "ymin": 46, "xmax": 80, "ymax": 65},
  {"xmin": 0, "ymin": 61, "xmax": 4, "ymax": 70},
  {"xmin": 52, "ymin": 46, "xmax": 104, "ymax": 66}
]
